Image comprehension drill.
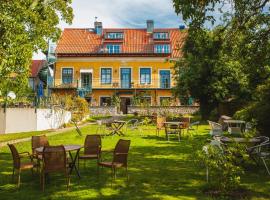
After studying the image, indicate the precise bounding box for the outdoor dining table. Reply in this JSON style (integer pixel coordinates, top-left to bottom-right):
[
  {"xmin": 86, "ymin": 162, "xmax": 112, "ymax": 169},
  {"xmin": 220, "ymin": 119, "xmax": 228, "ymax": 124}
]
[
  {"xmin": 35, "ymin": 145, "xmax": 82, "ymax": 178},
  {"xmin": 224, "ymin": 120, "xmax": 246, "ymax": 127},
  {"xmin": 223, "ymin": 119, "xmax": 246, "ymax": 133},
  {"xmin": 107, "ymin": 120, "xmax": 126, "ymax": 136},
  {"xmin": 164, "ymin": 121, "xmax": 186, "ymax": 129}
]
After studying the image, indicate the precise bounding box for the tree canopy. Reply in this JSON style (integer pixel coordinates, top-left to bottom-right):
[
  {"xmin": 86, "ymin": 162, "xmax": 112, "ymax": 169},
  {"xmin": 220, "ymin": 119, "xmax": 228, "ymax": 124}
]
[
  {"xmin": 0, "ymin": 0, "xmax": 73, "ymax": 95},
  {"xmin": 173, "ymin": 0, "xmax": 270, "ymax": 133}
]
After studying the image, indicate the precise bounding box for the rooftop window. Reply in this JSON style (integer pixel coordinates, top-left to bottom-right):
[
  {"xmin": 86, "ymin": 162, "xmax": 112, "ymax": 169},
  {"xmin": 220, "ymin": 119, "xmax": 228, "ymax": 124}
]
[
  {"xmin": 154, "ymin": 44, "xmax": 170, "ymax": 54},
  {"xmin": 106, "ymin": 44, "xmax": 121, "ymax": 54},
  {"xmin": 153, "ymin": 32, "xmax": 169, "ymax": 39},
  {"xmin": 106, "ymin": 32, "xmax": 124, "ymax": 39}
]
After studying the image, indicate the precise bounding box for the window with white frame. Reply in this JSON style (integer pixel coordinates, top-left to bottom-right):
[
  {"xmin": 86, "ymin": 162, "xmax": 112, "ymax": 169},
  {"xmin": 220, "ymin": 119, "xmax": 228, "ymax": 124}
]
[
  {"xmin": 101, "ymin": 68, "xmax": 112, "ymax": 84},
  {"xmin": 62, "ymin": 68, "xmax": 73, "ymax": 84},
  {"xmin": 153, "ymin": 32, "xmax": 169, "ymax": 39},
  {"xmin": 106, "ymin": 44, "xmax": 121, "ymax": 53},
  {"xmin": 140, "ymin": 68, "xmax": 151, "ymax": 84},
  {"xmin": 106, "ymin": 32, "xmax": 123, "ymax": 39},
  {"xmin": 160, "ymin": 70, "xmax": 171, "ymax": 88},
  {"xmin": 154, "ymin": 44, "xmax": 170, "ymax": 53}
]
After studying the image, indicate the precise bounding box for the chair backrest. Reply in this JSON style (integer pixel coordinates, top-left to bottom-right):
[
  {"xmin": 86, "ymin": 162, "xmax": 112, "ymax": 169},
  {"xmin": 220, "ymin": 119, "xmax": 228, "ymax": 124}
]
[
  {"xmin": 180, "ymin": 117, "xmax": 190, "ymax": 128},
  {"xmin": 208, "ymin": 121, "xmax": 222, "ymax": 130},
  {"xmin": 113, "ymin": 139, "xmax": 131, "ymax": 167},
  {"xmin": 164, "ymin": 123, "xmax": 181, "ymax": 134},
  {"xmin": 156, "ymin": 117, "xmax": 166, "ymax": 129},
  {"xmin": 256, "ymin": 136, "xmax": 270, "ymax": 145},
  {"xmin": 127, "ymin": 119, "xmax": 138, "ymax": 125},
  {"xmin": 42, "ymin": 145, "xmax": 66, "ymax": 173},
  {"xmin": 8, "ymin": 144, "xmax": 20, "ymax": 169},
  {"xmin": 32, "ymin": 135, "xmax": 49, "ymax": 154},
  {"xmin": 84, "ymin": 135, "xmax": 101, "ymax": 155}
]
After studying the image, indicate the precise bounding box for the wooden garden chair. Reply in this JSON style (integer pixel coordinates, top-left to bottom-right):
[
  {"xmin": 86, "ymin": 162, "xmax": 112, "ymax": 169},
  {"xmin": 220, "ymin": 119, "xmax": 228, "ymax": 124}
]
[
  {"xmin": 98, "ymin": 139, "xmax": 131, "ymax": 185},
  {"xmin": 41, "ymin": 145, "xmax": 70, "ymax": 191},
  {"xmin": 78, "ymin": 135, "xmax": 101, "ymax": 170},
  {"xmin": 32, "ymin": 135, "xmax": 49, "ymax": 161},
  {"xmin": 8, "ymin": 144, "xmax": 37, "ymax": 187}
]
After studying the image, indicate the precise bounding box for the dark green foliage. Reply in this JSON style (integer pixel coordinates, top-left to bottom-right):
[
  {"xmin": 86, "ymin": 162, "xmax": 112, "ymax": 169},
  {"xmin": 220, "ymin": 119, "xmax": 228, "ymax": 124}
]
[{"xmin": 173, "ymin": 0, "xmax": 270, "ymax": 133}]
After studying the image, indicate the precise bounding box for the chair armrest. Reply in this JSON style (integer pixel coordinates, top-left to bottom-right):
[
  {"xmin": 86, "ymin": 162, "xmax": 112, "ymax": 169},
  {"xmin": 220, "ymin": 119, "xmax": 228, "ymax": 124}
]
[
  {"xmin": 19, "ymin": 151, "xmax": 33, "ymax": 160},
  {"xmin": 19, "ymin": 151, "xmax": 31, "ymax": 156}
]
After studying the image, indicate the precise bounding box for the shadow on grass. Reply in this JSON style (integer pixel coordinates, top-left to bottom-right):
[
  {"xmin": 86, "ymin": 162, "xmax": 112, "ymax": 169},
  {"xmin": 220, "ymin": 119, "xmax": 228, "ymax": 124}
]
[{"xmin": 0, "ymin": 127, "xmax": 269, "ymax": 200}]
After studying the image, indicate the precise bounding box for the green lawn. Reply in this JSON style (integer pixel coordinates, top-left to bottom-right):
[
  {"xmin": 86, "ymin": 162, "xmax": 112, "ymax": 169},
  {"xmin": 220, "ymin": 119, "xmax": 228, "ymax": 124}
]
[
  {"xmin": 0, "ymin": 124, "xmax": 269, "ymax": 200},
  {"xmin": 0, "ymin": 130, "xmax": 52, "ymax": 142}
]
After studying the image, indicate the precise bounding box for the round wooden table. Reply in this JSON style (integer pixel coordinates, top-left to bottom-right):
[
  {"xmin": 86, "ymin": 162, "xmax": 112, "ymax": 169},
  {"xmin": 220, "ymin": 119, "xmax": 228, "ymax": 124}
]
[{"xmin": 36, "ymin": 145, "xmax": 82, "ymax": 178}]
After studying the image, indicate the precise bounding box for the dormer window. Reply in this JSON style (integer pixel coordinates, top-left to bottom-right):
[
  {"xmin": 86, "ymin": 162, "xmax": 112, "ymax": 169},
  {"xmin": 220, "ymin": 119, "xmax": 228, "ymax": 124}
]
[
  {"xmin": 106, "ymin": 32, "xmax": 124, "ymax": 39},
  {"xmin": 154, "ymin": 44, "xmax": 170, "ymax": 53},
  {"xmin": 106, "ymin": 44, "xmax": 121, "ymax": 53},
  {"xmin": 153, "ymin": 32, "xmax": 169, "ymax": 39}
]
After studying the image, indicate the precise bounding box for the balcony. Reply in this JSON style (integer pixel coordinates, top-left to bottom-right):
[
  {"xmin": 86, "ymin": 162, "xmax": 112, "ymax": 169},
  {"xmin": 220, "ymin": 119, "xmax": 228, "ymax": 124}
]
[
  {"xmin": 55, "ymin": 44, "xmax": 171, "ymax": 56},
  {"xmin": 52, "ymin": 78, "xmax": 174, "ymax": 90}
]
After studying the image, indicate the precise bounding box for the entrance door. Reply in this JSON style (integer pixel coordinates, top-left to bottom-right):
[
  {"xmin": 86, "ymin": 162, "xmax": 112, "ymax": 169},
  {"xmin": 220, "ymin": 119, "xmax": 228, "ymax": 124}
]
[
  {"xmin": 120, "ymin": 97, "xmax": 131, "ymax": 114},
  {"xmin": 81, "ymin": 73, "xmax": 92, "ymax": 89}
]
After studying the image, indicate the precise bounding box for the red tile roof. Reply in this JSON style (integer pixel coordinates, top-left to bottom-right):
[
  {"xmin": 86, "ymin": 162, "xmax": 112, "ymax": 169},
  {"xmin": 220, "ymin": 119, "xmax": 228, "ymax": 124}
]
[
  {"xmin": 30, "ymin": 60, "xmax": 46, "ymax": 77},
  {"xmin": 56, "ymin": 28, "xmax": 187, "ymax": 58}
]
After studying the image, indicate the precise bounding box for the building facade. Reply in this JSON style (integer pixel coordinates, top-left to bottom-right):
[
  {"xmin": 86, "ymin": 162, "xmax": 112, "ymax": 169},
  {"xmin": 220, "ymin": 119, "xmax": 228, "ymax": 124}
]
[{"xmin": 53, "ymin": 20, "xmax": 186, "ymax": 113}]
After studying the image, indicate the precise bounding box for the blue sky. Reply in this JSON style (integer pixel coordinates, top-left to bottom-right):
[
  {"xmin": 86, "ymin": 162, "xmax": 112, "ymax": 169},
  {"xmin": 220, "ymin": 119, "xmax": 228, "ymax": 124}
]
[{"xmin": 59, "ymin": 0, "xmax": 183, "ymax": 29}]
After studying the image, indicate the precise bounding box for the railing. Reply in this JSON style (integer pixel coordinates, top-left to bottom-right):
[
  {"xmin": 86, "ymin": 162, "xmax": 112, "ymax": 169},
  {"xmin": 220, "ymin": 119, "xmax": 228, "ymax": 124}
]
[
  {"xmin": 56, "ymin": 44, "xmax": 171, "ymax": 54},
  {"xmin": 52, "ymin": 78, "xmax": 174, "ymax": 89}
]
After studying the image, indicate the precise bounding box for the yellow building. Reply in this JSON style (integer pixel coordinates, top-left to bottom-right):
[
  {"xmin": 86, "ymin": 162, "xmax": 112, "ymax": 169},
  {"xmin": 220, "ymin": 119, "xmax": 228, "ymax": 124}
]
[{"xmin": 53, "ymin": 20, "xmax": 186, "ymax": 113}]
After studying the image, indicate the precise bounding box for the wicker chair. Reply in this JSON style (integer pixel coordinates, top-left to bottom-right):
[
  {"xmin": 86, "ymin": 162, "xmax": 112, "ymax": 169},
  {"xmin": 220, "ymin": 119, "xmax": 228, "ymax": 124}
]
[
  {"xmin": 98, "ymin": 139, "xmax": 131, "ymax": 184},
  {"xmin": 208, "ymin": 121, "xmax": 223, "ymax": 136},
  {"xmin": 156, "ymin": 117, "xmax": 166, "ymax": 136},
  {"xmin": 32, "ymin": 135, "xmax": 49, "ymax": 160},
  {"xmin": 41, "ymin": 145, "xmax": 70, "ymax": 191},
  {"xmin": 78, "ymin": 135, "xmax": 101, "ymax": 170},
  {"xmin": 164, "ymin": 123, "xmax": 181, "ymax": 142},
  {"xmin": 180, "ymin": 117, "xmax": 190, "ymax": 129},
  {"xmin": 125, "ymin": 119, "xmax": 139, "ymax": 132},
  {"xmin": 8, "ymin": 144, "xmax": 37, "ymax": 187}
]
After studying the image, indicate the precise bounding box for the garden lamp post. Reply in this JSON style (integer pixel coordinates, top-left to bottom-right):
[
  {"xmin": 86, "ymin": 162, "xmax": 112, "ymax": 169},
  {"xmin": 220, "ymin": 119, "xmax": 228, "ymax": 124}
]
[{"xmin": 4, "ymin": 91, "xmax": 16, "ymax": 113}]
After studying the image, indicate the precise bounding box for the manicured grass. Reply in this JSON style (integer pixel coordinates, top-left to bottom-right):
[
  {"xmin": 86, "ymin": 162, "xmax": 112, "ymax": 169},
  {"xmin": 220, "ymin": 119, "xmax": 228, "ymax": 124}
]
[
  {"xmin": 0, "ymin": 130, "xmax": 52, "ymax": 142},
  {"xmin": 0, "ymin": 124, "xmax": 269, "ymax": 199}
]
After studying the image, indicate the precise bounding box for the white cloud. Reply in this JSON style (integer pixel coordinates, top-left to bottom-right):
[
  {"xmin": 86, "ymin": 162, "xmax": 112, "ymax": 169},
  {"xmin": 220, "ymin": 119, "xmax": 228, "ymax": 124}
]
[{"xmin": 59, "ymin": 0, "xmax": 183, "ymax": 29}]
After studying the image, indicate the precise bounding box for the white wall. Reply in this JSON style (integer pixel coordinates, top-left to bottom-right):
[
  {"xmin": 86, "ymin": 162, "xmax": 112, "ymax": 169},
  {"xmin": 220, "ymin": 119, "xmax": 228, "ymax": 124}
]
[
  {"xmin": 5, "ymin": 108, "xmax": 37, "ymax": 133},
  {"xmin": 0, "ymin": 109, "xmax": 6, "ymax": 134},
  {"xmin": 0, "ymin": 108, "xmax": 71, "ymax": 134},
  {"xmin": 37, "ymin": 109, "xmax": 71, "ymax": 130}
]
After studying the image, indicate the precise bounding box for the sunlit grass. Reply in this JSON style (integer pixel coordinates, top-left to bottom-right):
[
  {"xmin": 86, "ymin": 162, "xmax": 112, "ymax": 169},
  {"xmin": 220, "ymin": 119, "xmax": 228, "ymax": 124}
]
[{"xmin": 0, "ymin": 124, "xmax": 269, "ymax": 199}]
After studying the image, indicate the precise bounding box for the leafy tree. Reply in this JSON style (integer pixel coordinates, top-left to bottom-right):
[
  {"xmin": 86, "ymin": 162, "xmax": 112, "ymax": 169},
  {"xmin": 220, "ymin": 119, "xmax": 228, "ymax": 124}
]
[
  {"xmin": 0, "ymin": 0, "xmax": 73, "ymax": 96},
  {"xmin": 173, "ymin": 0, "xmax": 270, "ymax": 122}
]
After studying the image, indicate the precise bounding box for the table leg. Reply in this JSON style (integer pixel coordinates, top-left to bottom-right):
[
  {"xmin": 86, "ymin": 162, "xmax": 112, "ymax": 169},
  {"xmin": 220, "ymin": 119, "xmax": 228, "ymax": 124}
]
[{"xmin": 69, "ymin": 149, "xmax": 81, "ymax": 178}]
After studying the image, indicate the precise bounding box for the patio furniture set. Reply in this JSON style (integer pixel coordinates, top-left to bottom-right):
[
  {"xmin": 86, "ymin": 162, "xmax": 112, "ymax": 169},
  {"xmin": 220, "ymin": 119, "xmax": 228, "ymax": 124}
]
[
  {"xmin": 156, "ymin": 117, "xmax": 200, "ymax": 142},
  {"xmin": 208, "ymin": 115, "xmax": 252, "ymax": 136},
  {"xmin": 8, "ymin": 135, "xmax": 131, "ymax": 190},
  {"xmin": 205, "ymin": 116, "xmax": 270, "ymax": 178},
  {"xmin": 96, "ymin": 118, "xmax": 143, "ymax": 136}
]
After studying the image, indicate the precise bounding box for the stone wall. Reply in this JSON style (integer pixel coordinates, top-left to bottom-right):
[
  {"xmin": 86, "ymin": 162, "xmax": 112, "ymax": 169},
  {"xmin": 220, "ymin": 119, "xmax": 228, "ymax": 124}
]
[
  {"xmin": 89, "ymin": 106, "xmax": 117, "ymax": 116},
  {"xmin": 127, "ymin": 106, "xmax": 200, "ymax": 115}
]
